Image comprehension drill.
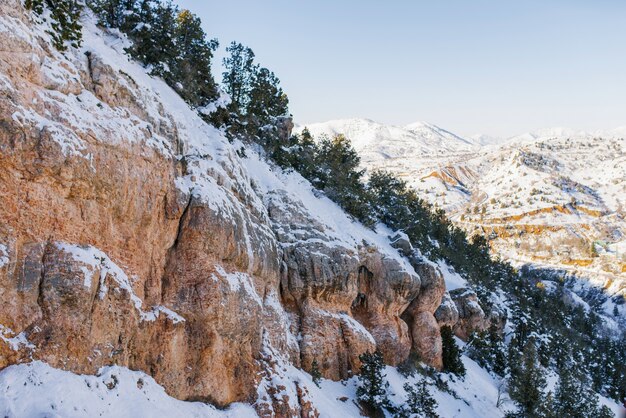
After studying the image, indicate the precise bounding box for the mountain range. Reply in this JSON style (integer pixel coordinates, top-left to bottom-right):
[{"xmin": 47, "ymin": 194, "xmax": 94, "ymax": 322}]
[{"xmin": 298, "ymin": 118, "xmax": 626, "ymax": 325}]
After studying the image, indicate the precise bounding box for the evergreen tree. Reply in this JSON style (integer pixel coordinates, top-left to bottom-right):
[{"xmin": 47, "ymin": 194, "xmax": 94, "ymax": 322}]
[
  {"xmin": 441, "ymin": 326, "xmax": 466, "ymax": 377},
  {"xmin": 310, "ymin": 359, "xmax": 321, "ymax": 388},
  {"xmin": 536, "ymin": 392, "xmax": 558, "ymax": 418},
  {"xmin": 222, "ymin": 42, "xmax": 256, "ymax": 112},
  {"xmin": 553, "ymin": 365, "xmax": 614, "ymax": 418},
  {"xmin": 124, "ymin": 0, "xmax": 160, "ymax": 65},
  {"xmin": 468, "ymin": 321, "xmax": 506, "ymax": 376},
  {"xmin": 399, "ymin": 379, "xmax": 439, "ymax": 418},
  {"xmin": 507, "ymin": 340, "xmax": 547, "ymax": 417},
  {"xmin": 356, "ymin": 350, "xmax": 390, "ymax": 414},
  {"xmin": 27, "ymin": 0, "xmax": 83, "ymax": 51},
  {"xmin": 288, "ymin": 128, "xmax": 320, "ymax": 179},
  {"xmin": 247, "ymin": 67, "xmax": 289, "ymax": 128},
  {"xmin": 25, "ymin": 0, "xmax": 44, "ymax": 15},
  {"xmin": 221, "ymin": 42, "xmax": 289, "ymax": 140},
  {"xmin": 315, "ymin": 134, "xmax": 375, "ymax": 226},
  {"xmin": 367, "ymin": 170, "xmax": 433, "ymax": 249},
  {"xmin": 144, "ymin": 0, "xmax": 177, "ymax": 78},
  {"xmin": 171, "ymin": 9, "xmax": 219, "ymax": 107},
  {"xmin": 88, "ymin": 0, "xmax": 135, "ymax": 29}
]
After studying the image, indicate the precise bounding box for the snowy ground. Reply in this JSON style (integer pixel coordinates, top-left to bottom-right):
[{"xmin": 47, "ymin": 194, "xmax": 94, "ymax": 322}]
[
  {"xmin": 0, "ymin": 362, "xmax": 256, "ymax": 418},
  {"xmin": 0, "ymin": 357, "xmax": 525, "ymax": 418},
  {"xmin": 2, "ymin": 356, "xmax": 623, "ymax": 418}
]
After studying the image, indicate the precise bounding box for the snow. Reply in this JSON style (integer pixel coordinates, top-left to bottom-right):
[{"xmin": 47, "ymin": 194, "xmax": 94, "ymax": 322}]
[
  {"xmin": 303, "ymin": 117, "xmax": 626, "ymax": 333},
  {"xmin": 297, "ymin": 118, "xmax": 476, "ymax": 161},
  {"xmin": 256, "ymin": 333, "xmax": 511, "ymax": 418},
  {"xmin": 4, "ymin": 12, "xmax": 176, "ymax": 159},
  {"xmin": 244, "ymin": 151, "xmax": 417, "ymax": 276},
  {"xmin": 4, "ymin": 355, "xmax": 621, "ymax": 418},
  {"xmin": 307, "ymin": 354, "xmax": 511, "ymax": 418},
  {"xmin": 0, "ymin": 362, "xmax": 256, "ymax": 418},
  {"xmin": 315, "ymin": 309, "xmax": 376, "ymax": 345},
  {"xmin": 436, "ymin": 260, "xmax": 468, "ymax": 290},
  {"xmin": 0, "ymin": 244, "xmax": 9, "ymax": 268},
  {"xmin": 211, "ymin": 264, "xmax": 263, "ymax": 306},
  {"xmin": 0, "ymin": 325, "xmax": 35, "ymax": 352},
  {"xmin": 3, "ymin": 6, "xmax": 623, "ymax": 417},
  {"xmin": 55, "ymin": 242, "xmax": 185, "ymax": 324},
  {"xmin": 140, "ymin": 306, "xmax": 186, "ymax": 324},
  {"xmin": 263, "ymin": 290, "xmax": 300, "ymax": 352}
]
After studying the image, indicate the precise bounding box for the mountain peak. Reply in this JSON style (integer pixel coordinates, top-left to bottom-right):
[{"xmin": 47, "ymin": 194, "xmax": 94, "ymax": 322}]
[{"xmin": 296, "ymin": 119, "xmax": 476, "ymax": 159}]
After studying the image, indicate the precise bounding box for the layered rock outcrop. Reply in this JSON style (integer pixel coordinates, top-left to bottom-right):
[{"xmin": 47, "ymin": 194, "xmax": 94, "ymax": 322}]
[{"xmin": 0, "ymin": 2, "xmax": 494, "ymax": 416}]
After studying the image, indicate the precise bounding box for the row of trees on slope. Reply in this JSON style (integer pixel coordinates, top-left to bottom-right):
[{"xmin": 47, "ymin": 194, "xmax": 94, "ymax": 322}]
[{"xmin": 26, "ymin": 0, "xmax": 289, "ymax": 146}]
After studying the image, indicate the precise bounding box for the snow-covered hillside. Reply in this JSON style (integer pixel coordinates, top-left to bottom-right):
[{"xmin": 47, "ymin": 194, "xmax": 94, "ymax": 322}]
[
  {"xmin": 297, "ymin": 120, "xmax": 626, "ymax": 329},
  {"xmin": 1, "ymin": 1, "xmax": 624, "ymax": 416},
  {"xmin": 0, "ymin": 3, "xmax": 558, "ymax": 418}
]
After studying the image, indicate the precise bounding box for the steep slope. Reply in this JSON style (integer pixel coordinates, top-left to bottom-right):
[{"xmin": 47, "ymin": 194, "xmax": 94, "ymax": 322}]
[{"xmin": 0, "ymin": 3, "xmax": 522, "ymax": 417}]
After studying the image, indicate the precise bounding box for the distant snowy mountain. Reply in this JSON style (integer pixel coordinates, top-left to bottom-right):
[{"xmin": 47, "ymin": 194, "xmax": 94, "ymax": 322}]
[
  {"xmin": 298, "ymin": 119, "xmax": 626, "ymax": 327},
  {"xmin": 467, "ymin": 133, "xmax": 503, "ymax": 147},
  {"xmin": 297, "ymin": 118, "xmax": 477, "ymax": 165}
]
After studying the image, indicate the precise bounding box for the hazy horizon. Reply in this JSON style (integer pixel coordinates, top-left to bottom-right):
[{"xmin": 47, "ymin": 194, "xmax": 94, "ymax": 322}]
[{"xmin": 175, "ymin": 0, "xmax": 626, "ymax": 137}]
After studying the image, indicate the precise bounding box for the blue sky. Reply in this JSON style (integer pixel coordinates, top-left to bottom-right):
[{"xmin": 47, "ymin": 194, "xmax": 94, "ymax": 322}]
[{"xmin": 175, "ymin": 0, "xmax": 626, "ymax": 137}]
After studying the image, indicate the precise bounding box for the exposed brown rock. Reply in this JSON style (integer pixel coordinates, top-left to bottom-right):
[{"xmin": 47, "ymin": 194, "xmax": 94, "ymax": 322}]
[
  {"xmin": 0, "ymin": 2, "xmax": 456, "ymax": 415},
  {"xmin": 401, "ymin": 258, "xmax": 446, "ymax": 368},
  {"xmin": 449, "ymin": 288, "xmax": 488, "ymax": 340},
  {"xmin": 434, "ymin": 292, "xmax": 460, "ymax": 327}
]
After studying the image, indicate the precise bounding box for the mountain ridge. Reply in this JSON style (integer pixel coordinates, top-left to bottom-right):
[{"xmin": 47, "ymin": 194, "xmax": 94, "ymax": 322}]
[{"xmin": 297, "ymin": 117, "xmax": 626, "ymax": 332}]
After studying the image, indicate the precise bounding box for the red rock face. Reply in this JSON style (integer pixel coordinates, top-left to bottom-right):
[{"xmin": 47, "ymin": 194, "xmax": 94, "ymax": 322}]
[
  {"xmin": 0, "ymin": 1, "xmax": 472, "ymax": 415},
  {"xmin": 401, "ymin": 260, "xmax": 447, "ymax": 369}
]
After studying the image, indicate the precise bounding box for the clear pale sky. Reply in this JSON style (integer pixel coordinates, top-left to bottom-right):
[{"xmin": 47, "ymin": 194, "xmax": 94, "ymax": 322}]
[{"xmin": 175, "ymin": 0, "xmax": 626, "ymax": 137}]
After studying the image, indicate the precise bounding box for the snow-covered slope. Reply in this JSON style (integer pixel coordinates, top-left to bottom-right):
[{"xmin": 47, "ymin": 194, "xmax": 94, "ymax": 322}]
[
  {"xmin": 0, "ymin": 362, "xmax": 256, "ymax": 418},
  {"xmin": 3, "ymin": 352, "xmax": 622, "ymax": 418},
  {"xmin": 298, "ymin": 118, "xmax": 476, "ymax": 164},
  {"xmin": 0, "ymin": 4, "xmax": 539, "ymax": 418},
  {"xmin": 298, "ymin": 119, "xmax": 626, "ymax": 329},
  {"xmin": 1, "ymin": 1, "xmax": 623, "ymax": 416}
]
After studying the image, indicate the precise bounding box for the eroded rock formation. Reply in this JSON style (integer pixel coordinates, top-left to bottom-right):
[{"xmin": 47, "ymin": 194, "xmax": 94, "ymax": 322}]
[{"xmin": 0, "ymin": 2, "xmax": 499, "ymax": 416}]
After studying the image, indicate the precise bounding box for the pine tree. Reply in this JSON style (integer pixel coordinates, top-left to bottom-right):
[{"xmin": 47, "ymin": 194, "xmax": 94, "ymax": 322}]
[
  {"xmin": 553, "ymin": 365, "xmax": 614, "ymax": 418},
  {"xmin": 356, "ymin": 350, "xmax": 390, "ymax": 414},
  {"xmin": 310, "ymin": 359, "xmax": 321, "ymax": 388},
  {"xmin": 399, "ymin": 380, "xmax": 439, "ymax": 418},
  {"xmin": 124, "ymin": 0, "xmax": 158, "ymax": 63},
  {"xmin": 315, "ymin": 134, "xmax": 375, "ymax": 227},
  {"xmin": 171, "ymin": 9, "xmax": 219, "ymax": 107},
  {"xmin": 441, "ymin": 326, "xmax": 466, "ymax": 377},
  {"xmin": 247, "ymin": 67, "xmax": 289, "ymax": 127},
  {"xmin": 87, "ymin": 0, "xmax": 135, "ymax": 29},
  {"xmin": 289, "ymin": 128, "xmax": 320, "ymax": 179},
  {"xmin": 536, "ymin": 391, "xmax": 558, "ymax": 418},
  {"xmin": 145, "ymin": 0, "xmax": 177, "ymax": 78},
  {"xmin": 507, "ymin": 340, "xmax": 547, "ymax": 417},
  {"xmin": 468, "ymin": 321, "xmax": 506, "ymax": 376},
  {"xmin": 25, "ymin": 0, "xmax": 44, "ymax": 14},
  {"xmin": 367, "ymin": 170, "xmax": 434, "ymax": 251},
  {"xmin": 27, "ymin": 0, "xmax": 83, "ymax": 51},
  {"xmin": 222, "ymin": 42, "xmax": 256, "ymax": 112}
]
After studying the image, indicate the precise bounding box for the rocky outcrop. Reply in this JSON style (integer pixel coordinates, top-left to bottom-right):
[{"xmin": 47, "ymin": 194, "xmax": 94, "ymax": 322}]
[
  {"xmin": 0, "ymin": 2, "xmax": 463, "ymax": 415},
  {"xmin": 400, "ymin": 258, "xmax": 446, "ymax": 369},
  {"xmin": 449, "ymin": 288, "xmax": 488, "ymax": 340},
  {"xmin": 267, "ymin": 192, "xmax": 421, "ymax": 378},
  {"xmin": 434, "ymin": 292, "xmax": 460, "ymax": 327}
]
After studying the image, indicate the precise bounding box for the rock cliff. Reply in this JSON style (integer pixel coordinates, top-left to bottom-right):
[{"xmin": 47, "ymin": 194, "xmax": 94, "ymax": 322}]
[{"xmin": 0, "ymin": 3, "xmax": 491, "ymax": 416}]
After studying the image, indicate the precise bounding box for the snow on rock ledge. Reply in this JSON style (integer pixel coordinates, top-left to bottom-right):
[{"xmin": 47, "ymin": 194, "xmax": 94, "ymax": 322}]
[{"xmin": 0, "ymin": 0, "xmax": 464, "ymax": 415}]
